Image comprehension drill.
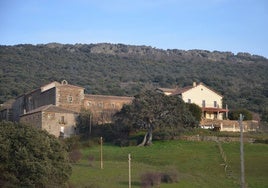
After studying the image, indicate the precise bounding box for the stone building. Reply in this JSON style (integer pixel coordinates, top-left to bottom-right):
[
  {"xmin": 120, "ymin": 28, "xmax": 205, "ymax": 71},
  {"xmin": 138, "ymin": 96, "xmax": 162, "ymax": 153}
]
[
  {"xmin": 20, "ymin": 105, "xmax": 78, "ymax": 138},
  {"xmin": 1, "ymin": 81, "xmax": 258, "ymax": 134},
  {"xmin": 0, "ymin": 99, "xmax": 15, "ymax": 121},
  {"xmin": 1, "ymin": 80, "xmax": 133, "ymax": 137},
  {"xmin": 84, "ymin": 94, "xmax": 134, "ymax": 125}
]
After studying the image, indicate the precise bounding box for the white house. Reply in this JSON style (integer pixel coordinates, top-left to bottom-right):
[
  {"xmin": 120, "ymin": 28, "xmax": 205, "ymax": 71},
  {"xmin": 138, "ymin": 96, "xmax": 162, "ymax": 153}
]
[{"xmin": 157, "ymin": 82, "xmax": 228, "ymax": 120}]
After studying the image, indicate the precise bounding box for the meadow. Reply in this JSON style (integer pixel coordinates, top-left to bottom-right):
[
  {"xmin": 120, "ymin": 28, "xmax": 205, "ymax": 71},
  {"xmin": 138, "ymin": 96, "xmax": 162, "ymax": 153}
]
[{"xmin": 70, "ymin": 140, "xmax": 268, "ymax": 188}]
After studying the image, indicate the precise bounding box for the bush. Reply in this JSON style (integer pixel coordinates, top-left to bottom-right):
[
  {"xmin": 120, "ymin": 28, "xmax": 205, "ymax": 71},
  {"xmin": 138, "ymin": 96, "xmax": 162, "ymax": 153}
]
[
  {"xmin": 229, "ymin": 109, "xmax": 253, "ymax": 120},
  {"xmin": 0, "ymin": 121, "xmax": 72, "ymax": 187},
  {"xmin": 114, "ymin": 139, "xmax": 130, "ymax": 147},
  {"xmin": 81, "ymin": 138, "xmax": 100, "ymax": 148},
  {"xmin": 140, "ymin": 169, "xmax": 179, "ymax": 187},
  {"xmin": 141, "ymin": 172, "xmax": 161, "ymax": 188},
  {"xmin": 88, "ymin": 155, "xmax": 95, "ymax": 167},
  {"xmin": 161, "ymin": 169, "xmax": 179, "ymax": 183},
  {"xmin": 63, "ymin": 135, "xmax": 81, "ymax": 152},
  {"xmin": 69, "ymin": 149, "xmax": 82, "ymax": 163},
  {"xmin": 254, "ymin": 139, "xmax": 268, "ymax": 144}
]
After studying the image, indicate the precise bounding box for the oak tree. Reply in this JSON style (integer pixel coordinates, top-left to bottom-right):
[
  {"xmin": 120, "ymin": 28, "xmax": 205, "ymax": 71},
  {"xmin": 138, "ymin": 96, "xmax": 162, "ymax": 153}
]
[{"xmin": 114, "ymin": 90, "xmax": 197, "ymax": 146}]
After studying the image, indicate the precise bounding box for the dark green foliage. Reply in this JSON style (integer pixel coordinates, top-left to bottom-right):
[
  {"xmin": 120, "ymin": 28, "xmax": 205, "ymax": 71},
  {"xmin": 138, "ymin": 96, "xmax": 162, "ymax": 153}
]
[
  {"xmin": 76, "ymin": 109, "xmax": 92, "ymax": 137},
  {"xmin": 0, "ymin": 121, "xmax": 72, "ymax": 187},
  {"xmin": 1, "ymin": 43, "xmax": 268, "ymax": 121},
  {"xmin": 76, "ymin": 113, "xmax": 119, "ymax": 143},
  {"xmin": 63, "ymin": 135, "xmax": 81, "ymax": 152},
  {"xmin": 186, "ymin": 103, "xmax": 202, "ymax": 122},
  {"xmin": 113, "ymin": 90, "xmax": 197, "ymax": 144},
  {"xmin": 91, "ymin": 123, "xmax": 118, "ymax": 142},
  {"xmin": 63, "ymin": 136, "xmax": 83, "ymax": 163},
  {"xmin": 261, "ymin": 107, "xmax": 268, "ymax": 123},
  {"xmin": 229, "ymin": 109, "xmax": 253, "ymax": 120}
]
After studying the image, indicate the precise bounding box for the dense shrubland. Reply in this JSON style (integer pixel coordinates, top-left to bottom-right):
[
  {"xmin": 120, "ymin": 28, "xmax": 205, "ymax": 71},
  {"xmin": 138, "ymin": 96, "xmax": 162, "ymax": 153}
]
[{"xmin": 1, "ymin": 43, "xmax": 268, "ymax": 121}]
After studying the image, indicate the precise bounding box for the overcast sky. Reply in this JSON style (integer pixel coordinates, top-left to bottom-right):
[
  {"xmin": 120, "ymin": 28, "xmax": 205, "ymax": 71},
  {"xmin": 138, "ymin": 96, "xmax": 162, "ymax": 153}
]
[{"xmin": 1, "ymin": 0, "xmax": 268, "ymax": 57}]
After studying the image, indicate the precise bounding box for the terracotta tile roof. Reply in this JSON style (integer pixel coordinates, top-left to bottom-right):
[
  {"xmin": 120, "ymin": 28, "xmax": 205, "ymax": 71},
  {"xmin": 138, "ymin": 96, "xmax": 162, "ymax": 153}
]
[
  {"xmin": 157, "ymin": 86, "xmax": 193, "ymax": 96},
  {"xmin": 172, "ymin": 86, "xmax": 194, "ymax": 95},
  {"xmin": 202, "ymin": 107, "xmax": 228, "ymax": 113},
  {"xmin": 157, "ymin": 83, "xmax": 223, "ymax": 97},
  {"xmin": 20, "ymin": 104, "xmax": 78, "ymax": 116},
  {"xmin": 85, "ymin": 94, "xmax": 134, "ymax": 100},
  {"xmin": 157, "ymin": 88, "xmax": 177, "ymax": 93}
]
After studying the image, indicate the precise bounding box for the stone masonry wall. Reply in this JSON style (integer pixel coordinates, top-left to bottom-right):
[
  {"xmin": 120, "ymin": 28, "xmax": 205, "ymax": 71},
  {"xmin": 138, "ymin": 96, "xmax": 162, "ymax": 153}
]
[
  {"xmin": 84, "ymin": 95, "xmax": 133, "ymax": 124},
  {"xmin": 56, "ymin": 85, "xmax": 84, "ymax": 112}
]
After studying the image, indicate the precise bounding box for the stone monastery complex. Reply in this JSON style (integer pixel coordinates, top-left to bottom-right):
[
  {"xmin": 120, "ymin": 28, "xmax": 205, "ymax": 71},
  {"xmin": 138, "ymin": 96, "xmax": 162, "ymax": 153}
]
[{"xmin": 0, "ymin": 81, "xmax": 258, "ymax": 137}]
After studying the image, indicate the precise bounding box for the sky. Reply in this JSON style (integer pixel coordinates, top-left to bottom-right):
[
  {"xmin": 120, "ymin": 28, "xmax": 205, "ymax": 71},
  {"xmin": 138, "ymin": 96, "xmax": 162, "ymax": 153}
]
[{"xmin": 1, "ymin": 0, "xmax": 268, "ymax": 58}]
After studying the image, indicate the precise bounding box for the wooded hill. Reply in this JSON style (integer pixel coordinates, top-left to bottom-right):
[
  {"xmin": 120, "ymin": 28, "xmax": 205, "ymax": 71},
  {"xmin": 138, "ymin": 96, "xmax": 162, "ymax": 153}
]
[{"xmin": 1, "ymin": 43, "xmax": 268, "ymax": 120}]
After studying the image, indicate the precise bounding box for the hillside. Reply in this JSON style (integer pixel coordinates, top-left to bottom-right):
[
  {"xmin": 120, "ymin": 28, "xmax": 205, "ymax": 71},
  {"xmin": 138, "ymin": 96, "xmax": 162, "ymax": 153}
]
[
  {"xmin": 72, "ymin": 140, "xmax": 268, "ymax": 188},
  {"xmin": 1, "ymin": 43, "xmax": 268, "ymax": 119}
]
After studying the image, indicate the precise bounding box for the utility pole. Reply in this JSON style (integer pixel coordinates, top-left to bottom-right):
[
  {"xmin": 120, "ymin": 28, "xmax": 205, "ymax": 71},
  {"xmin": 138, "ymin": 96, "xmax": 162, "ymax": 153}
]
[
  {"xmin": 128, "ymin": 153, "xmax": 131, "ymax": 188},
  {"xmin": 100, "ymin": 137, "xmax": 103, "ymax": 169},
  {"xmin": 89, "ymin": 114, "xmax": 92, "ymax": 135},
  {"xmin": 239, "ymin": 114, "xmax": 245, "ymax": 188}
]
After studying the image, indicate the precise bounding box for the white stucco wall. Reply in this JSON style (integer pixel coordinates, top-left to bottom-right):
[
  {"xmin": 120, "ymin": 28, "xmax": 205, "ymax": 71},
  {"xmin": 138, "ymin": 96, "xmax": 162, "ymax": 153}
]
[{"xmin": 181, "ymin": 84, "xmax": 222, "ymax": 108}]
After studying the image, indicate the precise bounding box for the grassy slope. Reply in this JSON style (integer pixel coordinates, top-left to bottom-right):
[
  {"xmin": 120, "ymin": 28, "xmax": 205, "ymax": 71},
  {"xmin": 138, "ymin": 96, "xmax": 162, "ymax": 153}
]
[
  {"xmin": 222, "ymin": 142, "xmax": 268, "ymax": 188},
  {"xmin": 70, "ymin": 140, "xmax": 268, "ymax": 188}
]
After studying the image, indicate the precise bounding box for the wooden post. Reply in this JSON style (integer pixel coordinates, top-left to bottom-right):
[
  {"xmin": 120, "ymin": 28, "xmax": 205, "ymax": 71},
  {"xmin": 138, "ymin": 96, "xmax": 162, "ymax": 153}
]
[
  {"xmin": 128, "ymin": 153, "xmax": 131, "ymax": 188},
  {"xmin": 100, "ymin": 137, "xmax": 103, "ymax": 169},
  {"xmin": 226, "ymin": 104, "xmax": 229, "ymax": 119},
  {"xmin": 239, "ymin": 114, "xmax": 245, "ymax": 188}
]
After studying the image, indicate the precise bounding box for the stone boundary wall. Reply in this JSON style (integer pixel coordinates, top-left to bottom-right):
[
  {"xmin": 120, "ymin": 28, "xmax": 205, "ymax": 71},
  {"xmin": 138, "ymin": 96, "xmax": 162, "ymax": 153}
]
[
  {"xmin": 179, "ymin": 135, "xmax": 255, "ymax": 143},
  {"xmin": 200, "ymin": 119, "xmax": 259, "ymax": 132}
]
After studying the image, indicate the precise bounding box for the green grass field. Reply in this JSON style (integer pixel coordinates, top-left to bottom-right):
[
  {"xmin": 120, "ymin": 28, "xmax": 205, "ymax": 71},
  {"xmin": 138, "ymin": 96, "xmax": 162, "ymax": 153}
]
[{"xmin": 70, "ymin": 140, "xmax": 268, "ymax": 188}]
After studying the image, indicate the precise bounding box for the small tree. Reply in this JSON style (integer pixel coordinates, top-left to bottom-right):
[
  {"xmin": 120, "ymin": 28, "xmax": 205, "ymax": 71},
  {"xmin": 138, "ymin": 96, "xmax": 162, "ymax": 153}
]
[
  {"xmin": 77, "ymin": 108, "xmax": 92, "ymax": 137},
  {"xmin": 229, "ymin": 109, "xmax": 253, "ymax": 120}
]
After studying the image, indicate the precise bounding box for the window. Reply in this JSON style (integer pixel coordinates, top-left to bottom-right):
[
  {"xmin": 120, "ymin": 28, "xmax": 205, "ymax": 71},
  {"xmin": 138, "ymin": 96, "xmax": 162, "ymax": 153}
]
[
  {"xmin": 214, "ymin": 101, "xmax": 217, "ymax": 108},
  {"xmin": 98, "ymin": 102, "xmax": 103, "ymax": 108},
  {"xmin": 188, "ymin": 99, "xmax": 191, "ymax": 103},
  {"xmin": 60, "ymin": 116, "xmax": 65, "ymax": 124},
  {"xmin": 67, "ymin": 95, "xmax": 73, "ymax": 103},
  {"xmin": 202, "ymin": 100, "xmax": 206, "ymax": 107}
]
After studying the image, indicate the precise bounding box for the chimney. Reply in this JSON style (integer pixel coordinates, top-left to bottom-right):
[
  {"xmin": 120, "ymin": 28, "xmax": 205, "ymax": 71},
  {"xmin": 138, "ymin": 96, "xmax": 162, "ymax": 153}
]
[{"xmin": 193, "ymin": 82, "xmax": 196, "ymax": 87}]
